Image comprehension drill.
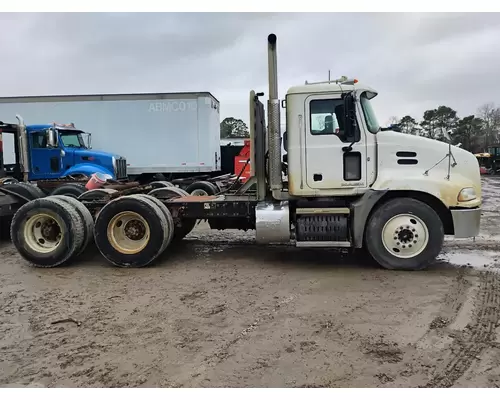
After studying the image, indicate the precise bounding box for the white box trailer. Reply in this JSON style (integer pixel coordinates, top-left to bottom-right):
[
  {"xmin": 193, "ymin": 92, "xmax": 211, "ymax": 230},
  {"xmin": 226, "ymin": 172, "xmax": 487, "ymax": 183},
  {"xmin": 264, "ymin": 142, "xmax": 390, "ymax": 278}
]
[{"xmin": 0, "ymin": 92, "xmax": 222, "ymax": 179}]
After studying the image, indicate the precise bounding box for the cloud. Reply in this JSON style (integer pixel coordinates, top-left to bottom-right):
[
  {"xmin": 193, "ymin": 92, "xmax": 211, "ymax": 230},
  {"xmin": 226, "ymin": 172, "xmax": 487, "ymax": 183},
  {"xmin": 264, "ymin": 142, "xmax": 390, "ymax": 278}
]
[{"xmin": 0, "ymin": 12, "xmax": 499, "ymax": 126}]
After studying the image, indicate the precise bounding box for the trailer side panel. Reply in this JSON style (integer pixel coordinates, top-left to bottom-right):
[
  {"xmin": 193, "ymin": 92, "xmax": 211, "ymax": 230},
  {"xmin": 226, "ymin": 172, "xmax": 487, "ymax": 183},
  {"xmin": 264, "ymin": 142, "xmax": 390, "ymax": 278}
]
[{"xmin": 0, "ymin": 92, "xmax": 221, "ymax": 175}]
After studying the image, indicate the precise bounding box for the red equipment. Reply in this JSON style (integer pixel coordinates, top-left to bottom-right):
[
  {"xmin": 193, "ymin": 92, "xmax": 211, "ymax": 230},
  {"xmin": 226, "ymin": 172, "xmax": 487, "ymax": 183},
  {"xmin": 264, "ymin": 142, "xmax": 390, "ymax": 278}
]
[{"xmin": 234, "ymin": 139, "xmax": 251, "ymax": 182}]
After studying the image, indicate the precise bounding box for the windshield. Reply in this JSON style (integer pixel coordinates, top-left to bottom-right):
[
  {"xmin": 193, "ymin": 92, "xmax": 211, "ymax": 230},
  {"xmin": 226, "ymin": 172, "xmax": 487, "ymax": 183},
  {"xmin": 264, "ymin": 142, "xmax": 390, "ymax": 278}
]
[
  {"xmin": 59, "ymin": 130, "xmax": 87, "ymax": 148},
  {"xmin": 360, "ymin": 92, "xmax": 380, "ymax": 134}
]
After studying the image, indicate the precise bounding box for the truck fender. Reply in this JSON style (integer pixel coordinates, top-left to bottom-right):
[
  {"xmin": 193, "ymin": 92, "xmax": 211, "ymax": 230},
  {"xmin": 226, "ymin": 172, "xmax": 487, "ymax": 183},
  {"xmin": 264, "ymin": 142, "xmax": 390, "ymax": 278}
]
[
  {"xmin": 62, "ymin": 164, "xmax": 115, "ymax": 180},
  {"xmin": 351, "ymin": 188, "xmax": 453, "ymax": 248},
  {"xmin": 351, "ymin": 189, "xmax": 387, "ymax": 248}
]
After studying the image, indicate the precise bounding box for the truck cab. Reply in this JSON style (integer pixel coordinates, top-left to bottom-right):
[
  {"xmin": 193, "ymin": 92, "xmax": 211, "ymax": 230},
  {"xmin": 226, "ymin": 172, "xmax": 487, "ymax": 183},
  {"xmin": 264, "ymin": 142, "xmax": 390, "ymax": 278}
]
[
  {"xmin": 24, "ymin": 122, "xmax": 127, "ymax": 181},
  {"xmin": 284, "ymin": 79, "xmax": 481, "ymax": 204}
]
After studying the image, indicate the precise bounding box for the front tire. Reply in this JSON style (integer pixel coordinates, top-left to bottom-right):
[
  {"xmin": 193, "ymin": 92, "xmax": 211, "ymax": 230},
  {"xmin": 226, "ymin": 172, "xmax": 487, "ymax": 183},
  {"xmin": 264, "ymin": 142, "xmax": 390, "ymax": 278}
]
[{"xmin": 365, "ymin": 198, "xmax": 444, "ymax": 271}]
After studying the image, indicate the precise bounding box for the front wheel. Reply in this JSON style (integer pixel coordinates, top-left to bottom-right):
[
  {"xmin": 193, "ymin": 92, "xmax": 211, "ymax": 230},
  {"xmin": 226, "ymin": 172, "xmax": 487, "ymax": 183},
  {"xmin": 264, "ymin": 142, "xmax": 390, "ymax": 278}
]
[{"xmin": 364, "ymin": 198, "xmax": 444, "ymax": 271}]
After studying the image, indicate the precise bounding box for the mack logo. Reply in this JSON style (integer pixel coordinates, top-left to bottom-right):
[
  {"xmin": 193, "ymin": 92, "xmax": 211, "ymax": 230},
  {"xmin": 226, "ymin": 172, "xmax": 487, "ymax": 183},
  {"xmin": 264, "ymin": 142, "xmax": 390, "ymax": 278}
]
[{"xmin": 341, "ymin": 182, "xmax": 364, "ymax": 187}]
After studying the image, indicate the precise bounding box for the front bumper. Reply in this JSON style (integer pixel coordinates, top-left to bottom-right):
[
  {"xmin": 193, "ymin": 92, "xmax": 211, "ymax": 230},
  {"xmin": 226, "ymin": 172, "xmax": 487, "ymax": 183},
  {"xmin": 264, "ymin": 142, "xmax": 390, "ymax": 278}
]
[{"xmin": 451, "ymin": 207, "xmax": 481, "ymax": 238}]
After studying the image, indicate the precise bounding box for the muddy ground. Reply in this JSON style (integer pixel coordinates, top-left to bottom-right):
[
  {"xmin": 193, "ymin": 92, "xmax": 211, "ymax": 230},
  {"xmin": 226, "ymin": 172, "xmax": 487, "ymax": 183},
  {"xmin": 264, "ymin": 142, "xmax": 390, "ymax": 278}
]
[{"xmin": 1, "ymin": 178, "xmax": 500, "ymax": 388}]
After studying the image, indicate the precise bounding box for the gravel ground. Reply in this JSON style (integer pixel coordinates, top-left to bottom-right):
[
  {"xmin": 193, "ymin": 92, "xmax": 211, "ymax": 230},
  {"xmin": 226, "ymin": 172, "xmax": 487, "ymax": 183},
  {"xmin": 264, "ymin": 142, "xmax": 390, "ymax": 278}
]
[{"xmin": 1, "ymin": 178, "xmax": 500, "ymax": 388}]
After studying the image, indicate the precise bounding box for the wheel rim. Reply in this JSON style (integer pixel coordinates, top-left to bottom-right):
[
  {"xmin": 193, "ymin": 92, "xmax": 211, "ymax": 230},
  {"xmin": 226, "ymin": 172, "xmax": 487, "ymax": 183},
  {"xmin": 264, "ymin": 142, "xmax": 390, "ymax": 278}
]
[
  {"xmin": 191, "ymin": 189, "xmax": 208, "ymax": 196},
  {"xmin": 24, "ymin": 213, "xmax": 63, "ymax": 253},
  {"xmin": 381, "ymin": 213, "xmax": 429, "ymax": 258},
  {"xmin": 107, "ymin": 211, "xmax": 150, "ymax": 254}
]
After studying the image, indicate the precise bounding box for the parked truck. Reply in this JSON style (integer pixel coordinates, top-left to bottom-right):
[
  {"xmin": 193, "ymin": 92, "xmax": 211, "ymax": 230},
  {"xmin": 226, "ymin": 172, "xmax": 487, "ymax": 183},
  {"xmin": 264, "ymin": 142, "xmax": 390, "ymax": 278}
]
[
  {"xmin": 0, "ymin": 115, "xmax": 130, "ymax": 196},
  {"xmin": 9, "ymin": 33, "xmax": 482, "ymax": 271},
  {"xmin": 0, "ymin": 92, "xmax": 237, "ymax": 192}
]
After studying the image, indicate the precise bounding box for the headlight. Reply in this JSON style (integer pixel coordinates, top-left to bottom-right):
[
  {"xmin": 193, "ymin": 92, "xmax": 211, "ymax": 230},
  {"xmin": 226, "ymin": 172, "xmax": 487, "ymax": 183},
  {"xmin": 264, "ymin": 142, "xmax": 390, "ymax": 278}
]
[{"xmin": 457, "ymin": 187, "xmax": 476, "ymax": 202}]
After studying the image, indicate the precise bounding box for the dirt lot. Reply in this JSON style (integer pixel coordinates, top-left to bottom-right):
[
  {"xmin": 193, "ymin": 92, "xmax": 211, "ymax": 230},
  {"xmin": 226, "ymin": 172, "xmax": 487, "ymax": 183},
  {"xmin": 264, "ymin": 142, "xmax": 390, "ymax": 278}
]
[{"xmin": 2, "ymin": 178, "xmax": 500, "ymax": 388}]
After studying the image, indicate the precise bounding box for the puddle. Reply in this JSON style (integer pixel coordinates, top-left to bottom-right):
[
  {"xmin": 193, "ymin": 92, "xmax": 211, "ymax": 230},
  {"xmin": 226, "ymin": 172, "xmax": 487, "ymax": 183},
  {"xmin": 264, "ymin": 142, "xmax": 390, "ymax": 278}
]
[{"xmin": 437, "ymin": 250, "xmax": 500, "ymax": 270}]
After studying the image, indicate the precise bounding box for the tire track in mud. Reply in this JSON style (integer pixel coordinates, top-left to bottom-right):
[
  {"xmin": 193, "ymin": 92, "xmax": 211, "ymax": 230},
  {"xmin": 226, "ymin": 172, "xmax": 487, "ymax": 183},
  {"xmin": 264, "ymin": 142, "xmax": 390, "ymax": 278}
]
[
  {"xmin": 182, "ymin": 294, "xmax": 298, "ymax": 387},
  {"xmin": 424, "ymin": 270, "xmax": 500, "ymax": 388}
]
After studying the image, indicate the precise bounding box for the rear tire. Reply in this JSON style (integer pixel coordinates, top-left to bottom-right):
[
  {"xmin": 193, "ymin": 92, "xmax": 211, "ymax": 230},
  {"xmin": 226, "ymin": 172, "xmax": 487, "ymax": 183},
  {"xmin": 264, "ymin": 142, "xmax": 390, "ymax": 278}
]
[
  {"xmin": 50, "ymin": 183, "xmax": 87, "ymax": 198},
  {"xmin": 0, "ymin": 177, "xmax": 19, "ymax": 185},
  {"xmin": 147, "ymin": 187, "xmax": 197, "ymax": 241},
  {"xmin": 51, "ymin": 195, "xmax": 95, "ymax": 256},
  {"xmin": 93, "ymin": 195, "xmax": 169, "ymax": 267},
  {"xmin": 185, "ymin": 181, "xmax": 217, "ymax": 196},
  {"xmin": 365, "ymin": 198, "xmax": 444, "ymax": 271},
  {"xmin": 150, "ymin": 181, "xmax": 174, "ymax": 189},
  {"xmin": 10, "ymin": 197, "xmax": 85, "ymax": 267},
  {"xmin": 133, "ymin": 194, "xmax": 175, "ymax": 247},
  {"xmin": 78, "ymin": 188, "xmax": 118, "ymax": 201},
  {"xmin": 5, "ymin": 182, "xmax": 45, "ymax": 200},
  {"xmin": 148, "ymin": 187, "xmax": 190, "ymax": 199}
]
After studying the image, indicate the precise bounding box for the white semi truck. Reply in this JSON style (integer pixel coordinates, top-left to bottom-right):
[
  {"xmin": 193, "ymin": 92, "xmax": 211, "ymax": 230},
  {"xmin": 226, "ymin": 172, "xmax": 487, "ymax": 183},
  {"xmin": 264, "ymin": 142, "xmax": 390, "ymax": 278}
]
[{"xmin": 8, "ymin": 33, "xmax": 481, "ymax": 271}]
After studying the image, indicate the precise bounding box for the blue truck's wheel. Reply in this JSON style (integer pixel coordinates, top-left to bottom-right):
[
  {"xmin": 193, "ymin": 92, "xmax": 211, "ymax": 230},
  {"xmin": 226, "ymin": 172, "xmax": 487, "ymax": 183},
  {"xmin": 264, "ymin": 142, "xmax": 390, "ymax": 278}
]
[
  {"xmin": 50, "ymin": 195, "xmax": 95, "ymax": 257},
  {"xmin": 10, "ymin": 197, "xmax": 85, "ymax": 267},
  {"xmin": 93, "ymin": 195, "xmax": 170, "ymax": 268}
]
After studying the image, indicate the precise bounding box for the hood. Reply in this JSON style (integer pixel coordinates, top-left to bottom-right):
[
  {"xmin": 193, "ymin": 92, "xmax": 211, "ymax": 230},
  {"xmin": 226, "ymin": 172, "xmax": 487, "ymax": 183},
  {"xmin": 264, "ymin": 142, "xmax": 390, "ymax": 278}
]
[
  {"xmin": 374, "ymin": 130, "xmax": 481, "ymax": 208},
  {"xmin": 73, "ymin": 148, "xmax": 123, "ymax": 159}
]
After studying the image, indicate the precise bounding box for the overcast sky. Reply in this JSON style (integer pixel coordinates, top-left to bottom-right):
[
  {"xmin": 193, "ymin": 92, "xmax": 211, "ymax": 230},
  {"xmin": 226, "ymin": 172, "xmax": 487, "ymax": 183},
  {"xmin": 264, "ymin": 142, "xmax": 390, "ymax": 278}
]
[{"xmin": 1, "ymin": 12, "xmax": 499, "ymax": 126}]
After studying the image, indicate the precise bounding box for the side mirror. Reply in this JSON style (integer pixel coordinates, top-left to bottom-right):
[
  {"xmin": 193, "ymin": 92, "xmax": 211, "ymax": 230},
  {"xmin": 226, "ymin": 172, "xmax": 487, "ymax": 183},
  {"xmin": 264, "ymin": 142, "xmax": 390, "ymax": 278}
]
[
  {"xmin": 47, "ymin": 128, "xmax": 58, "ymax": 147},
  {"xmin": 343, "ymin": 93, "xmax": 358, "ymax": 142}
]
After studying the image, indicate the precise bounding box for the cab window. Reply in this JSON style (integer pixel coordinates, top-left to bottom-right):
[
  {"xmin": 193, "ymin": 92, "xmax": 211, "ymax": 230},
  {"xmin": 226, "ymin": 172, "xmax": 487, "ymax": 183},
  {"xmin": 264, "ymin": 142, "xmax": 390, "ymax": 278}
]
[
  {"xmin": 309, "ymin": 98, "xmax": 348, "ymax": 142},
  {"xmin": 31, "ymin": 131, "xmax": 48, "ymax": 149}
]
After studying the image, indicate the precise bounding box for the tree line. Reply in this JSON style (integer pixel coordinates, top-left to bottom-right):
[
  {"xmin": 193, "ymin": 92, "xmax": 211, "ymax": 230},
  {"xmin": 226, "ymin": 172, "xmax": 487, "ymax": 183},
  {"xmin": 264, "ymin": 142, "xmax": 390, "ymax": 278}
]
[
  {"xmin": 220, "ymin": 101, "xmax": 500, "ymax": 154},
  {"xmin": 387, "ymin": 102, "xmax": 500, "ymax": 153},
  {"xmin": 220, "ymin": 117, "xmax": 249, "ymax": 139}
]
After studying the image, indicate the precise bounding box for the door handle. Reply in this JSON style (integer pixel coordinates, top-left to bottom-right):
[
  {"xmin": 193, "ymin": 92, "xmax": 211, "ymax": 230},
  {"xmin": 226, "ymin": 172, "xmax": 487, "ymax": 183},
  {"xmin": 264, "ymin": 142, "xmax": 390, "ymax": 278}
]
[{"xmin": 313, "ymin": 174, "xmax": 322, "ymax": 182}]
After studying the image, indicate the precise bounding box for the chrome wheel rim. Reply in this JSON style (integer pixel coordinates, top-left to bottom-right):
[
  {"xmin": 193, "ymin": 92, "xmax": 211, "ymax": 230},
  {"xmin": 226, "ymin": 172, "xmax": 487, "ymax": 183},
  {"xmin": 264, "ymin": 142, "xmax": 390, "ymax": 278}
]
[{"xmin": 381, "ymin": 213, "xmax": 429, "ymax": 258}]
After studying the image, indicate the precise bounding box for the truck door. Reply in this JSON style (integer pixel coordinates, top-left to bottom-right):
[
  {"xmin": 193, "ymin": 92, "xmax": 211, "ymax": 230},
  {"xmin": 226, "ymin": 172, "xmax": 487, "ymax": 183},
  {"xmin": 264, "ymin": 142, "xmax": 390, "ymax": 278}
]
[
  {"xmin": 30, "ymin": 130, "xmax": 62, "ymax": 179},
  {"xmin": 304, "ymin": 93, "xmax": 367, "ymax": 190}
]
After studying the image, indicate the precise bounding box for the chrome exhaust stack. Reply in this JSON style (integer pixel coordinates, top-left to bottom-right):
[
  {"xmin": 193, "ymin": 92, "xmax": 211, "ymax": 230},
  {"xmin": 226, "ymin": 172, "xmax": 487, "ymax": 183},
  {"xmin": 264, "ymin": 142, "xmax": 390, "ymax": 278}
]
[
  {"xmin": 15, "ymin": 114, "xmax": 30, "ymax": 182},
  {"xmin": 267, "ymin": 33, "xmax": 283, "ymax": 194}
]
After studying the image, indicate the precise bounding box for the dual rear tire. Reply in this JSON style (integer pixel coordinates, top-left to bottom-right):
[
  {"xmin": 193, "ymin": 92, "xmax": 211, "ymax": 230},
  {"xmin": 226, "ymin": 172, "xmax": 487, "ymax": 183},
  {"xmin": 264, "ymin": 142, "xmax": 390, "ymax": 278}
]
[
  {"xmin": 93, "ymin": 194, "xmax": 175, "ymax": 267},
  {"xmin": 10, "ymin": 196, "xmax": 90, "ymax": 267},
  {"xmin": 11, "ymin": 191, "xmax": 194, "ymax": 269}
]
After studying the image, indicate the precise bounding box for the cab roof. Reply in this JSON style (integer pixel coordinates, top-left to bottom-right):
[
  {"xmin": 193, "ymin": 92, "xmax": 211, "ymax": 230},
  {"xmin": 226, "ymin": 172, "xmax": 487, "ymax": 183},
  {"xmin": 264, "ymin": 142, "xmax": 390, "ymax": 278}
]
[
  {"xmin": 286, "ymin": 81, "xmax": 377, "ymax": 96},
  {"xmin": 26, "ymin": 123, "xmax": 82, "ymax": 132}
]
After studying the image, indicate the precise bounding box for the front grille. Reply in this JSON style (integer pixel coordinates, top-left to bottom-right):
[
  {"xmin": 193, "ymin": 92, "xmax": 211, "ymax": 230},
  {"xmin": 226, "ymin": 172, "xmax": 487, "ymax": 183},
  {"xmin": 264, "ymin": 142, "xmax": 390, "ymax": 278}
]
[{"xmin": 116, "ymin": 157, "xmax": 127, "ymax": 179}]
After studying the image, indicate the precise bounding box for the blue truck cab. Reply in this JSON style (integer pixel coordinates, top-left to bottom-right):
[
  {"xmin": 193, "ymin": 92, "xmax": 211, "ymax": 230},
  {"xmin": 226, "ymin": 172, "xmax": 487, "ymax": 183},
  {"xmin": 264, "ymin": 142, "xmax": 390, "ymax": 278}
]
[{"xmin": 25, "ymin": 122, "xmax": 127, "ymax": 181}]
